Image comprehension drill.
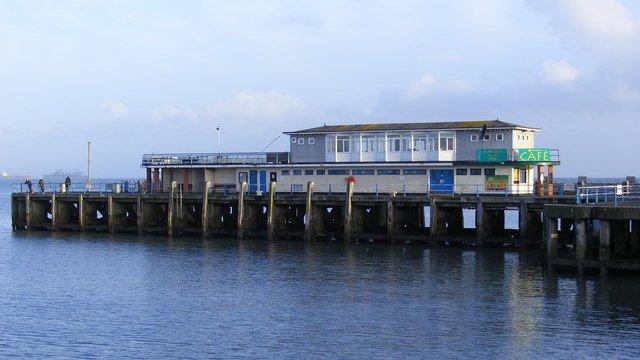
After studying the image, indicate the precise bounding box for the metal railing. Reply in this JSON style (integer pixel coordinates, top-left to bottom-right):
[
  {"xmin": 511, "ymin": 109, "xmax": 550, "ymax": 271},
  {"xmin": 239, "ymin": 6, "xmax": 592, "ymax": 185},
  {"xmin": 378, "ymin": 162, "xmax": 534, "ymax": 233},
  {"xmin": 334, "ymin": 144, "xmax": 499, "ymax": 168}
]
[
  {"xmin": 141, "ymin": 152, "xmax": 289, "ymax": 166},
  {"xmin": 13, "ymin": 181, "xmax": 144, "ymax": 194},
  {"xmin": 576, "ymin": 185, "xmax": 640, "ymax": 206}
]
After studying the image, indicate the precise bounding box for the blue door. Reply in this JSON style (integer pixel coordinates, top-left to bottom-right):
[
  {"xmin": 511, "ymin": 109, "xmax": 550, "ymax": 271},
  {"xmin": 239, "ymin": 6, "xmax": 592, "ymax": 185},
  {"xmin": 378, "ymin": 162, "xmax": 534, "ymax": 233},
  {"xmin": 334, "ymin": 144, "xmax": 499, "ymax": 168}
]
[
  {"xmin": 249, "ymin": 170, "xmax": 258, "ymax": 193},
  {"xmin": 259, "ymin": 170, "xmax": 267, "ymax": 193},
  {"xmin": 430, "ymin": 169, "xmax": 454, "ymax": 193}
]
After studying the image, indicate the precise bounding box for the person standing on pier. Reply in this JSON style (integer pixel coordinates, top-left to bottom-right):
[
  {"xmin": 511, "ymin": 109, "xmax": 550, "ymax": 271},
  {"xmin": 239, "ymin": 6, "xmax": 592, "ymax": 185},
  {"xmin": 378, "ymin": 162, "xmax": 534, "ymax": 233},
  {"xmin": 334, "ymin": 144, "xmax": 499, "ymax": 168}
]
[
  {"xmin": 38, "ymin": 179, "xmax": 45, "ymax": 193},
  {"xmin": 24, "ymin": 178, "xmax": 33, "ymax": 193},
  {"xmin": 64, "ymin": 176, "xmax": 71, "ymax": 192}
]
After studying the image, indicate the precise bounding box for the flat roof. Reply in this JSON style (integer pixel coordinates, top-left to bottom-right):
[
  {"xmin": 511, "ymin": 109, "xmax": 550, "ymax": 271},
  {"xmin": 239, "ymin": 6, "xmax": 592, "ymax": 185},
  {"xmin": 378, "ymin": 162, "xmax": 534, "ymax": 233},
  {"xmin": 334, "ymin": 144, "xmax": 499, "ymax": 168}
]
[{"xmin": 284, "ymin": 119, "xmax": 540, "ymax": 135}]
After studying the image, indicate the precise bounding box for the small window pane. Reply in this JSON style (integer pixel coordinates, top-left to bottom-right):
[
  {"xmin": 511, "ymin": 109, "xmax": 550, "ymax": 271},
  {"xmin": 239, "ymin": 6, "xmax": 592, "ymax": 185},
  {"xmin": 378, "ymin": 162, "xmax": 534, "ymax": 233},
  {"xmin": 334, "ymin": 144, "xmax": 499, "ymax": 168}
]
[
  {"xmin": 377, "ymin": 169, "xmax": 400, "ymax": 175},
  {"xmin": 352, "ymin": 169, "xmax": 375, "ymax": 175},
  {"xmin": 282, "ymin": 170, "xmax": 290, "ymax": 176},
  {"xmin": 328, "ymin": 169, "xmax": 350, "ymax": 175},
  {"xmin": 403, "ymin": 169, "xmax": 427, "ymax": 175},
  {"xmin": 456, "ymin": 169, "xmax": 468, "ymax": 175},
  {"xmin": 293, "ymin": 170, "xmax": 302, "ymax": 175},
  {"xmin": 304, "ymin": 170, "xmax": 314, "ymax": 175},
  {"xmin": 316, "ymin": 169, "xmax": 325, "ymax": 175},
  {"xmin": 484, "ymin": 168, "xmax": 496, "ymax": 176},
  {"xmin": 308, "ymin": 138, "xmax": 315, "ymax": 145},
  {"xmin": 298, "ymin": 138, "xmax": 304, "ymax": 145},
  {"xmin": 470, "ymin": 168, "xmax": 481, "ymax": 175}
]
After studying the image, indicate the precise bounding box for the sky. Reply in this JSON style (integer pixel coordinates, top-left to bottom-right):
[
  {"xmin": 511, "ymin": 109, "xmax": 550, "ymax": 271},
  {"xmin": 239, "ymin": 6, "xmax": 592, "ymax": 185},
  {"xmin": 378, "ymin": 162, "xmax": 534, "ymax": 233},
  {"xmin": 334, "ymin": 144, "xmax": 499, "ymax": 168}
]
[{"xmin": 0, "ymin": 0, "xmax": 639, "ymax": 178}]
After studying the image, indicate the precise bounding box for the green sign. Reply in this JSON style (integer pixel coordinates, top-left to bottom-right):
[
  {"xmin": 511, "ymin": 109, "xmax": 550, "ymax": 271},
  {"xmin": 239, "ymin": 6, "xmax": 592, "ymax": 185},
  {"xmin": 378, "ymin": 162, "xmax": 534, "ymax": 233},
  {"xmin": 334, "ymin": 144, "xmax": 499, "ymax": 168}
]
[
  {"xmin": 477, "ymin": 149, "xmax": 508, "ymax": 162},
  {"xmin": 514, "ymin": 148, "xmax": 551, "ymax": 162},
  {"xmin": 485, "ymin": 175, "xmax": 508, "ymax": 191}
]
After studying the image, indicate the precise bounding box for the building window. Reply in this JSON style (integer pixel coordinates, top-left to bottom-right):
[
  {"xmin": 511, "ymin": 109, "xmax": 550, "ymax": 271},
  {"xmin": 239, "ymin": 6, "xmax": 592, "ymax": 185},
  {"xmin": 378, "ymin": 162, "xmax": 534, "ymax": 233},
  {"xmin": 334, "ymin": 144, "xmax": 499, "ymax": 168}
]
[
  {"xmin": 293, "ymin": 169, "xmax": 302, "ymax": 175},
  {"xmin": 352, "ymin": 169, "xmax": 375, "ymax": 175},
  {"xmin": 291, "ymin": 137, "xmax": 297, "ymax": 143},
  {"xmin": 336, "ymin": 136, "xmax": 350, "ymax": 153},
  {"xmin": 403, "ymin": 169, "xmax": 427, "ymax": 175},
  {"xmin": 316, "ymin": 169, "xmax": 325, "ymax": 175},
  {"xmin": 239, "ymin": 172, "xmax": 248, "ymax": 183},
  {"xmin": 483, "ymin": 134, "xmax": 490, "ymax": 141},
  {"xmin": 484, "ymin": 168, "xmax": 496, "ymax": 176},
  {"xmin": 304, "ymin": 170, "xmax": 314, "ymax": 175},
  {"xmin": 456, "ymin": 169, "xmax": 468, "ymax": 176},
  {"xmin": 308, "ymin": 138, "xmax": 315, "ymax": 145},
  {"xmin": 387, "ymin": 136, "xmax": 401, "ymax": 152},
  {"xmin": 513, "ymin": 168, "xmax": 527, "ymax": 184},
  {"xmin": 428, "ymin": 136, "xmax": 438, "ymax": 151},
  {"xmin": 328, "ymin": 169, "xmax": 350, "ymax": 175},
  {"xmin": 282, "ymin": 170, "xmax": 290, "ymax": 176},
  {"xmin": 470, "ymin": 134, "xmax": 479, "ymax": 142},
  {"xmin": 362, "ymin": 136, "xmax": 376, "ymax": 152},
  {"xmin": 439, "ymin": 133, "xmax": 454, "ymax": 151},
  {"xmin": 402, "ymin": 138, "xmax": 412, "ymax": 152},
  {"xmin": 470, "ymin": 168, "xmax": 482, "ymax": 175},
  {"xmin": 298, "ymin": 138, "xmax": 305, "ymax": 145},
  {"xmin": 327, "ymin": 139, "xmax": 334, "ymax": 153},
  {"xmin": 496, "ymin": 133, "xmax": 504, "ymax": 141},
  {"xmin": 292, "ymin": 184, "xmax": 303, "ymax": 192},
  {"xmin": 377, "ymin": 169, "xmax": 400, "ymax": 175},
  {"xmin": 413, "ymin": 137, "xmax": 427, "ymax": 151},
  {"xmin": 377, "ymin": 139, "xmax": 385, "ymax": 152}
]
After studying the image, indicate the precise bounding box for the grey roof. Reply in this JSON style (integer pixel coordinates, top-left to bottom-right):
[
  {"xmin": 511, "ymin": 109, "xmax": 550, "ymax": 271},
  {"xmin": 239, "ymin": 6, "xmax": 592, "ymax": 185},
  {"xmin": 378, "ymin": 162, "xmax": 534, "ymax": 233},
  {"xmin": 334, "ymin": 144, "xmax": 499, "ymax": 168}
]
[{"xmin": 284, "ymin": 120, "xmax": 540, "ymax": 134}]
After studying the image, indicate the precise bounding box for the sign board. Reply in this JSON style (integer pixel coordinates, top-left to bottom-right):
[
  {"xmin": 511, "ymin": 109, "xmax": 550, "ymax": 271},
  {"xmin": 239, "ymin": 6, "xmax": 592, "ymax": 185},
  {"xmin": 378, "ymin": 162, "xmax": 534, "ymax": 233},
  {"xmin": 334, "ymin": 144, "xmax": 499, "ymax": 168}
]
[
  {"xmin": 485, "ymin": 175, "xmax": 508, "ymax": 191},
  {"xmin": 514, "ymin": 148, "xmax": 551, "ymax": 162},
  {"xmin": 477, "ymin": 149, "xmax": 509, "ymax": 162}
]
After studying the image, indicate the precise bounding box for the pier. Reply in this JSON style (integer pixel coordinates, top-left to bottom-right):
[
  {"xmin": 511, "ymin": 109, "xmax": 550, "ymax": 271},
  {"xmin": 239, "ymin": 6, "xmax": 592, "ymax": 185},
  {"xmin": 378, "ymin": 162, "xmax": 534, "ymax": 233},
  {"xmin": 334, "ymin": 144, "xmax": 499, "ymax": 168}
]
[{"xmin": 12, "ymin": 180, "xmax": 572, "ymax": 247}]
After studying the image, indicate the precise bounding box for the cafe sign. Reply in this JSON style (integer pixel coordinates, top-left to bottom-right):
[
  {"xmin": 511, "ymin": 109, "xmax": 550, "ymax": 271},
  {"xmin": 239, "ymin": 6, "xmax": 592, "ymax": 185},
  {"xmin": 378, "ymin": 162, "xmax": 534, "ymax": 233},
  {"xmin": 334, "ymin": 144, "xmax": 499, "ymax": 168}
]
[
  {"xmin": 477, "ymin": 149, "xmax": 509, "ymax": 162},
  {"xmin": 514, "ymin": 148, "xmax": 551, "ymax": 162},
  {"xmin": 485, "ymin": 175, "xmax": 508, "ymax": 191}
]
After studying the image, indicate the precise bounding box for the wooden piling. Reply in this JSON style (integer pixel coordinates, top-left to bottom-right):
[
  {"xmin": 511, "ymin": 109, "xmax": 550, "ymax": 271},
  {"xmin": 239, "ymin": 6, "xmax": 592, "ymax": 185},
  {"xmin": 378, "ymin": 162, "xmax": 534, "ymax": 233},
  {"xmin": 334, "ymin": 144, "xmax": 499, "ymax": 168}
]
[
  {"xmin": 167, "ymin": 181, "xmax": 176, "ymax": 237},
  {"xmin": 25, "ymin": 193, "xmax": 31, "ymax": 230},
  {"xmin": 237, "ymin": 181, "xmax": 247, "ymax": 240},
  {"xmin": 387, "ymin": 193, "xmax": 396, "ymax": 243},
  {"xmin": 475, "ymin": 200, "xmax": 484, "ymax": 247},
  {"xmin": 429, "ymin": 197, "xmax": 438, "ymax": 245},
  {"xmin": 545, "ymin": 217, "xmax": 558, "ymax": 260},
  {"xmin": 50, "ymin": 194, "xmax": 57, "ymax": 231},
  {"xmin": 267, "ymin": 181, "xmax": 277, "ymax": 240},
  {"xmin": 518, "ymin": 202, "xmax": 527, "ymax": 248},
  {"xmin": 78, "ymin": 194, "xmax": 85, "ymax": 232},
  {"xmin": 304, "ymin": 182, "xmax": 315, "ymax": 242},
  {"xmin": 202, "ymin": 181, "xmax": 211, "ymax": 237},
  {"xmin": 136, "ymin": 194, "xmax": 144, "ymax": 235},
  {"xmin": 599, "ymin": 220, "xmax": 611, "ymax": 262},
  {"xmin": 344, "ymin": 181, "xmax": 354, "ymax": 242},
  {"xmin": 575, "ymin": 219, "xmax": 587, "ymax": 273},
  {"xmin": 108, "ymin": 195, "xmax": 115, "ymax": 234}
]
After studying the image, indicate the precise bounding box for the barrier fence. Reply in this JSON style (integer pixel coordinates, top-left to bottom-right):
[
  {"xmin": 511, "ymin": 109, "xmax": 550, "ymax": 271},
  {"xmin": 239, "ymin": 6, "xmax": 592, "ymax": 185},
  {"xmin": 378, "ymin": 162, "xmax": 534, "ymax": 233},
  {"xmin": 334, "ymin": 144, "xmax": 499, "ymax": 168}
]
[{"xmin": 576, "ymin": 185, "xmax": 640, "ymax": 206}]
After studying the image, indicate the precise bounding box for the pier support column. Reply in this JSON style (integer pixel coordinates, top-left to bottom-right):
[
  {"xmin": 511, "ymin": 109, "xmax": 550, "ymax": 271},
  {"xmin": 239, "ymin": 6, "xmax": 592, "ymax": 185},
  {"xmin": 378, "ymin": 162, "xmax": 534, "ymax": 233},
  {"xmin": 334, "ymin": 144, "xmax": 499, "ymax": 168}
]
[
  {"xmin": 137, "ymin": 195, "xmax": 144, "ymax": 235},
  {"xmin": 167, "ymin": 181, "xmax": 177, "ymax": 237},
  {"xmin": 343, "ymin": 181, "xmax": 354, "ymax": 242},
  {"xmin": 599, "ymin": 220, "xmax": 611, "ymax": 276},
  {"xmin": 237, "ymin": 181, "xmax": 247, "ymax": 240},
  {"xmin": 387, "ymin": 193, "xmax": 396, "ymax": 243},
  {"xmin": 201, "ymin": 181, "xmax": 211, "ymax": 238},
  {"xmin": 304, "ymin": 182, "xmax": 315, "ymax": 242},
  {"xmin": 575, "ymin": 219, "xmax": 587, "ymax": 274},
  {"xmin": 631, "ymin": 220, "xmax": 640, "ymax": 256},
  {"xmin": 25, "ymin": 193, "xmax": 31, "ymax": 230},
  {"xmin": 518, "ymin": 202, "xmax": 528, "ymax": 248},
  {"xmin": 475, "ymin": 201, "xmax": 484, "ymax": 247},
  {"xmin": 429, "ymin": 198, "xmax": 438, "ymax": 245},
  {"xmin": 50, "ymin": 194, "xmax": 57, "ymax": 231},
  {"xmin": 78, "ymin": 194, "xmax": 85, "ymax": 232},
  {"xmin": 107, "ymin": 196, "xmax": 115, "ymax": 234},
  {"xmin": 612, "ymin": 220, "xmax": 630, "ymax": 257},
  {"xmin": 267, "ymin": 181, "xmax": 277, "ymax": 241},
  {"xmin": 544, "ymin": 217, "xmax": 558, "ymax": 260}
]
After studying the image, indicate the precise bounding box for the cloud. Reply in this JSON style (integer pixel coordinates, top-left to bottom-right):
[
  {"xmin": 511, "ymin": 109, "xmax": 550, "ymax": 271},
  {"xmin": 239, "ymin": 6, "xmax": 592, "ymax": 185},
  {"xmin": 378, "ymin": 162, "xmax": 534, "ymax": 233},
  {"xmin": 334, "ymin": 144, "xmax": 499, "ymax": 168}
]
[
  {"xmin": 101, "ymin": 98, "xmax": 128, "ymax": 117},
  {"xmin": 541, "ymin": 60, "xmax": 579, "ymax": 83},
  {"xmin": 529, "ymin": 0, "xmax": 639, "ymax": 53},
  {"xmin": 152, "ymin": 105, "xmax": 198, "ymax": 122},
  {"xmin": 407, "ymin": 74, "xmax": 474, "ymax": 99},
  {"xmin": 206, "ymin": 90, "xmax": 304, "ymax": 122},
  {"xmin": 611, "ymin": 85, "xmax": 640, "ymax": 104}
]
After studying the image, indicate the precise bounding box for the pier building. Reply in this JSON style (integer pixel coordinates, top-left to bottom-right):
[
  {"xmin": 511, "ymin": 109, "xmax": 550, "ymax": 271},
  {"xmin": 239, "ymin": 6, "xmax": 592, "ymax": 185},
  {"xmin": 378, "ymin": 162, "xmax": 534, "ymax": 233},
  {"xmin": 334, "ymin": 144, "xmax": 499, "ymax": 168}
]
[{"xmin": 143, "ymin": 120, "xmax": 559, "ymax": 196}]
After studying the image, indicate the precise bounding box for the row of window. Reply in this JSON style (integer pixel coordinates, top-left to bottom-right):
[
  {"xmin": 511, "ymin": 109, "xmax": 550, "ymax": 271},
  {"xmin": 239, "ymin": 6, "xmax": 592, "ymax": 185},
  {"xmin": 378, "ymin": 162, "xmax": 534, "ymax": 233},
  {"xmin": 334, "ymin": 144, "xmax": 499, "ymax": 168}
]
[
  {"xmin": 470, "ymin": 133, "xmax": 504, "ymax": 142},
  {"xmin": 291, "ymin": 137, "xmax": 316, "ymax": 145},
  {"xmin": 328, "ymin": 134, "xmax": 455, "ymax": 153},
  {"xmin": 281, "ymin": 168, "xmax": 497, "ymax": 176},
  {"xmin": 456, "ymin": 168, "xmax": 495, "ymax": 176}
]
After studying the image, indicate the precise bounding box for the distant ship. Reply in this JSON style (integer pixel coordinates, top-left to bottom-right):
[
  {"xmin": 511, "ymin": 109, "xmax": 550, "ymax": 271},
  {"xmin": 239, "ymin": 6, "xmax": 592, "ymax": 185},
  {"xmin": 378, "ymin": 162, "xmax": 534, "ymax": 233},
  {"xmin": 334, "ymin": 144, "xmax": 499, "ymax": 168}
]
[{"xmin": 43, "ymin": 169, "xmax": 88, "ymax": 184}]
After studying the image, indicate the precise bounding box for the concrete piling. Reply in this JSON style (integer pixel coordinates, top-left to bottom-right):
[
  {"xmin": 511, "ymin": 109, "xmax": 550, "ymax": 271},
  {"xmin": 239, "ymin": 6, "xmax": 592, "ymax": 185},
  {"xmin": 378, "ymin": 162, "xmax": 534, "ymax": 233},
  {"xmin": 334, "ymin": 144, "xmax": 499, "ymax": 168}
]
[
  {"xmin": 304, "ymin": 182, "xmax": 314, "ymax": 242},
  {"xmin": 201, "ymin": 181, "xmax": 211, "ymax": 237},
  {"xmin": 267, "ymin": 181, "xmax": 276, "ymax": 240},
  {"xmin": 387, "ymin": 193, "xmax": 396, "ymax": 243},
  {"xmin": 545, "ymin": 217, "xmax": 559, "ymax": 260},
  {"xmin": 343, "ymin": 181, "xmax": 354, "ymax": 242},
  {"xmin": 167, "ymin": 181, "xmax": 177, "ymax": 237},
  {"xmin": 237, "ymin": 181, "xmax": 247, "ymax": 240}
]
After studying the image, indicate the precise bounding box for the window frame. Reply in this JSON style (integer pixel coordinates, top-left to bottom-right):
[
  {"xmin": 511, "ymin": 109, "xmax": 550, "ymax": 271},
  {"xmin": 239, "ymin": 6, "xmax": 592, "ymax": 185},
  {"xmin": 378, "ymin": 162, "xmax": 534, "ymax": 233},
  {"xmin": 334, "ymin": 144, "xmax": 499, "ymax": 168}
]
[
  {"xmin": 352, "ymin": 169, "xmax": 375, "ymax": 175},
  {"xmin": 402, "ymin": 169, "xmax": 427, "ymax": 175},
  {"xmin": 282, "ymin": 170, "xmax": 290, "ymax": 176},
  {"xmin": 470, "ymin": 134, "xmax": 479, "ymax": 142},
  {"xmin": 456, "ymin": 168, "xmax": 468, "ymax": 176},
  {"xmin": 470, "ymin": 168, "xmax": 482, "ymax": 176},
  {"xmin": 496, "ymin": 133, "xmax": 504, "ymax": 141},
  {"xmin": 304, "ymin": 169, "xmax": 314, "ymax": 175},
  {"xmin": 292, "ymin": 169, "xmax": 302, "ymax": 176},
  {"xmin": 308, "ymin": 138, "xmax": 315, "ymax": 145},
  {"xmin": 298, "ymin": 137, "xmax": 305, "ymax": 145},
  {"xmin": 483, "ymin": 134, "xmax": 491, "ymax": 141},
  {"xmin": 484, "ymin": 168, "xmax": 496, "ymax": 176},
  {"xmin": 377, "ymin": 169, "xmax": 401, "ymax": 175}
]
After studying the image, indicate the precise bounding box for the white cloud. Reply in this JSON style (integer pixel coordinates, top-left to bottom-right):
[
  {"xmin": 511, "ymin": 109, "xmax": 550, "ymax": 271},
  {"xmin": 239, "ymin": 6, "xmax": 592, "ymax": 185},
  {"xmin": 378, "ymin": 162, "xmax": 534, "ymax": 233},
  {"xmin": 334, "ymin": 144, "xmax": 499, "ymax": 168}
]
[
  {"xmin": 101, "ymin": 98, "xmax": 128, "ymax": 117},
  {"xmin": 530, "ymin": 0, "xmax": 639, "ymax": 52},
  {"xmin": 206, "ymin": 90, "xmax": 304, "ymax": 121},
  {"xmin": 541, "ymin": 60, "xmax": 579, "ymax": 83},
  {"xmin": 152, "ymin": 105, "xmax": 198, "ymax": 122},
  {"xmin": 611, "ymin": 85, "xmax": 640, "ymax": 104},
  {"xmin": 407, "ymin": 74, "xmax": 474, "ymax": 99}
]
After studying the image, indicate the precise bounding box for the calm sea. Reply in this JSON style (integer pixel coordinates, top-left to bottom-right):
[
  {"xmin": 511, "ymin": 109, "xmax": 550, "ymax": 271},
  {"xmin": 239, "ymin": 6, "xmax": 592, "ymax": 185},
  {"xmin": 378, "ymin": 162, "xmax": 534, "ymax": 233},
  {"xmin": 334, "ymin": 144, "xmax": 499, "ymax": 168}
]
[{"xmin": 1, "ymin": 179, "xmax": 639, "ymax": 359}]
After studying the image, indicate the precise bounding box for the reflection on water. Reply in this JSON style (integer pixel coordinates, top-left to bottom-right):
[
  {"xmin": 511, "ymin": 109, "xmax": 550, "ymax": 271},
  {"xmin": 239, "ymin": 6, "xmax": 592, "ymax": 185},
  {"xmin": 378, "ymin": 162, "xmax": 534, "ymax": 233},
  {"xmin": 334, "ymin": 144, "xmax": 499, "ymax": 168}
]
[{"xmin": 1, "ymin": 181, "xmax": 640, "ymax": 358}]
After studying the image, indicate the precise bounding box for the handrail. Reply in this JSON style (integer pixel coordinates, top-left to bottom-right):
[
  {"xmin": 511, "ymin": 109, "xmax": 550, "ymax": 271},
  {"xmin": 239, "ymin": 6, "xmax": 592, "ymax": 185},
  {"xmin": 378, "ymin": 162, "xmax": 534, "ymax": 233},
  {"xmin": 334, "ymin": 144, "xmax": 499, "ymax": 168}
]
[
  {"xmin": 576, "ymin": 184, "xmax": 640, "ymax": 206},
  {"xmin": 141, "ymin": 152, "xmax": 289, "ymax": 166}
]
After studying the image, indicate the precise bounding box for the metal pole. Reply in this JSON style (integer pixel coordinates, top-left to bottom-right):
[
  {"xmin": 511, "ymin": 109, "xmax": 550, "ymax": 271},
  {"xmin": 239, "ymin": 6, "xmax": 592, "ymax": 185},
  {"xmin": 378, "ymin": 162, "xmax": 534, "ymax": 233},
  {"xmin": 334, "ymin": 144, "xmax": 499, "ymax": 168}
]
[{"xmin": 86, "ymin": 141, "xmax": 92, "ymax": 190}]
